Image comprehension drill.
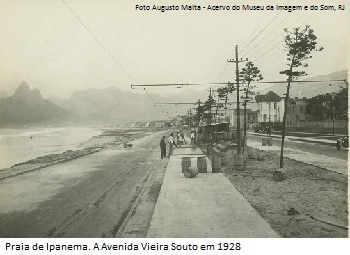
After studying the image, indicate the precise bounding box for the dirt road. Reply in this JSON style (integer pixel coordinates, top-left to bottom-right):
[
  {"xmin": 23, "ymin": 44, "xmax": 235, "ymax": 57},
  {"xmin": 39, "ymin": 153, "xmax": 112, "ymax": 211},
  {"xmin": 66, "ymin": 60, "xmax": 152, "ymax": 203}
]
[{"xmin": 0, "ymin": 131, "xmax": 168, "ymax": 238}]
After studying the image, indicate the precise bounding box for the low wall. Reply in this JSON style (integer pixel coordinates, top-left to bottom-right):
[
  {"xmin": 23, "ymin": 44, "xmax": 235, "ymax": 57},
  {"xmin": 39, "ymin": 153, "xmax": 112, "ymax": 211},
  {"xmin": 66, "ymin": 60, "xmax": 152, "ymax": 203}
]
[{"xmin": 286, "ymin": 120, "xmax": 348, "ymax": 134}]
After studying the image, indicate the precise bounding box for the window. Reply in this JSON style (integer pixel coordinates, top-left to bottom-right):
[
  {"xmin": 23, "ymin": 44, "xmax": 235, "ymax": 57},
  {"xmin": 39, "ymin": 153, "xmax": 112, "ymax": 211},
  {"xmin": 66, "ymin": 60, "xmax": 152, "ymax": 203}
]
[
  {"xmin": 274, "ymin": 102, "xmax": 277, "ymax": 109},
  {"xmin": 274, "ymin": 115, "xmax": 277, "ymax": 122}
]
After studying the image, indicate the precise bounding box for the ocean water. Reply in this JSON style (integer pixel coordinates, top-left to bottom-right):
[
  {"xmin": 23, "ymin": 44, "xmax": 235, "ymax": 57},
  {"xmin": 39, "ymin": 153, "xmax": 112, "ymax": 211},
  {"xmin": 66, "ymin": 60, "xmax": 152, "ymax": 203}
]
[{"xmin": 0, "ymin": 127, "xmax": 101, "ymax": 169}]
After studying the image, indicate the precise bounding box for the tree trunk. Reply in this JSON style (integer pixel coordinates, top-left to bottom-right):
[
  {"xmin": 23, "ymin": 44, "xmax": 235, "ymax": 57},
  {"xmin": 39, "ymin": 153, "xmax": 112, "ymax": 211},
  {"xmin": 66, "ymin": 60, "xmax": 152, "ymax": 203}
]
[
  {"xmin": 280, "ymin": 56, "xmax": 295, "ymax": 168},
  {"xmin": 225, "ymin": 93, "xmax": 228, "ymax": 116},
  {"xmin": 280, "ymin": 81, "xmax": 291, "ymax": 168},
  {"xmin": 273, "ymin": 168, "xmax": 288, "ymax": 182},
  {"xmin": 243, "ymin": 102, "xmax": 247, "ymax": 153},
  {"xmin": 243, "ymin": 81, "xmax": 250, "ymax": 153}
]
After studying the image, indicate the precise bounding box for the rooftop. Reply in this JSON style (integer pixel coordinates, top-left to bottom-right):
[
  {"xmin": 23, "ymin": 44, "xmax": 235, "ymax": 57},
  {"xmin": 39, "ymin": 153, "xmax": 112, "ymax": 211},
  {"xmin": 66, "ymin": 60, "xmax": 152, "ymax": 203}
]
[{"xmin": 255, "ymin": 91, "xmax": 282, "ymax": 103}]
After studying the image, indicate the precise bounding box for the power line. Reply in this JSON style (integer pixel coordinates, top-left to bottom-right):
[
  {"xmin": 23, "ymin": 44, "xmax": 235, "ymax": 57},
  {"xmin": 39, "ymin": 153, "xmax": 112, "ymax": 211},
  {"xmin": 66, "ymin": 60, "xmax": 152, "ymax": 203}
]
[
  {"xmin": 300, "ymin": 83, "xmax": 344, "ymax": 97},
  {"xmin": 216, "ymin": 10, "xmax": 304, "ymax": 82},
  {"xmin": 245, "ymin": 10, "xmax": 307, "ymax": 59},
  {"xmin": 245, "ymin": 13, "xmax": 297, "ymax": 59},
  {"xmin": 252, "ymin": 39, "xmax": 285, "ymax": 62},
  {"xmin": 131, "ymin": 82, "xmax": 234, "ymax": 88},
  {"xmin": 239, "ymin": 11, "xmax": 275, "ymax": 53},
  {"xmin": 60, "ymin": 0, "xmax": 138, "ymax": 84},
  {"xmin": 216, "ymin": 13, "xmax": 281, "ymax": 81},
  {"xmin": 239, "ymin": 12, "xmax": 282, "ymax": 56},
  {"xmin": 59, "ymin": 0, "xmax": 160, "ymax": 104},
  {"xmin": 255, "ymin": 79, "xmax": 346, "ymax": 84},
  {"xmin": 252, "ymin": 12, "xmax": 318, "ymax": 63}
]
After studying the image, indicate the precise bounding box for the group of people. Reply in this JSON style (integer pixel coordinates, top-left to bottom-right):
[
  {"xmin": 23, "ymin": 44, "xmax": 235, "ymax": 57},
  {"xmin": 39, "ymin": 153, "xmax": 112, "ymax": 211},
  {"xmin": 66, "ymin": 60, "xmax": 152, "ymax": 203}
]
[
  {"xmin": 159, "ymin": 133, "xmax": 175, "ymax": 159},
  {"xmin": 159, "ymin": 130, "xmax": 196, "ymax": 159}
]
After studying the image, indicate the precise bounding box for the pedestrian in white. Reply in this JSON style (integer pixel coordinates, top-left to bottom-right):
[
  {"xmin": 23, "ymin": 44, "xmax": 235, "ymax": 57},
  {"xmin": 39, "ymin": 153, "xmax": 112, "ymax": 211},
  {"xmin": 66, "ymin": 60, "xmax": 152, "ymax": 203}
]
[
  {"xmin": 190, "ymin": 130, "xmax": 195, "ymax": 145},
  {"xmin": 168, "ymin": 133, "xmax": 176, "ymax": 157},
  {"xmin": 178, "ymin": 132, "xmax": 183, "ymax": 145}
]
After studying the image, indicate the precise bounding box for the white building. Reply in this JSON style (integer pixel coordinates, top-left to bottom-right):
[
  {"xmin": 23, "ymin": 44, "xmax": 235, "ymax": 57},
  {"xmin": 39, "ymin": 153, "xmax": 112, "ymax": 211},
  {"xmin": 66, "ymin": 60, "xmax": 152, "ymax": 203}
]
[{"xmin": 255, "ymin": 91, "xmax": 285, "ymax": 127}]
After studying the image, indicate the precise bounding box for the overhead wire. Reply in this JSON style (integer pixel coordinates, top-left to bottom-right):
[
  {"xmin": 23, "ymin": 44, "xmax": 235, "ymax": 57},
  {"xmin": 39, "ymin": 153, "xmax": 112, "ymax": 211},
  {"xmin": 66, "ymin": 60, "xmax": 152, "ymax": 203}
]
[
  {"xmin": 220, "ymin": 12, "xmax": 293, "ymax": 82},
  {"xmin": 221, "ymin": 10, "xmax": 317, "ymax": 82},
  {"xmin": 238, "ymin": 11, "xmax": 275, "ymax": 54},
  {"xmin": 245, "ymin": 11, "xmax": 300, "ymax": 59},
  {"xmin": 252, "ymin": 11, "xmax": 318, "ymax": 63},
  {"xmin": 247, "ymin": 9, "xmax": 309, "ymax": 58},
  {"xmin": 214, "ymin": 12, "xmax": 277, "ymax": 82},
  {"xmin": 299, "ymin": 82, "xmax": 345, "ymax": 97},
  {"xmin": 238, "ymin": 11, "xmax": 282, "ymax": 57},
  {"xmin": 217, "ymin": 9, "xmax": 303, "ymax": 83},
  {"xmin": 60, "ymin": 0, "xmax": 158, "ymax": 104},
  {"xmin": 60, "ymin": 0, "xmax": 137, "ymax": 84}
]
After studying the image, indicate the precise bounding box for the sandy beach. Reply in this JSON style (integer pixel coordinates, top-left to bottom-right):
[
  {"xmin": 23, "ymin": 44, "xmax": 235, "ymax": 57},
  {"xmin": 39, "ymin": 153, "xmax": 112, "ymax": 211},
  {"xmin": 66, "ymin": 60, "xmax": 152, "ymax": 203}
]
[
  {"xmin": 0, "ymin": 127, "xmax": 162, "ymax": 180},
  {"xmin": 0, "ymin": 127, "xmax": 102, "ymax": 170}
]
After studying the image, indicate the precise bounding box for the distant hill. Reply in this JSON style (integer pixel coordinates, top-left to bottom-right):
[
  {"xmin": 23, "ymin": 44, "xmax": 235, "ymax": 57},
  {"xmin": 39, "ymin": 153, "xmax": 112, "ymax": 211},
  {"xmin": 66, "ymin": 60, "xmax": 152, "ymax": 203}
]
[
  {"xmin": 258, "ymin": 70, "xmax": 348, "ymax": 98},
  {"xmin": 0, "ymin": 82, "xmax": 76, "ymax": 127},
  {"xmin": 3, "ymin": 70, "xmax": 341, "ymax": 126},
  {"xmin": 48, "ymin": 87, "xmax": 210, "ymax": 123},
  {"xmin": 51, "ymin": 87, "xmax": 165, "ymax": 122},
  {"xmin": 47, "ymin": 70, "xmax": 348, "ymax": 123}
]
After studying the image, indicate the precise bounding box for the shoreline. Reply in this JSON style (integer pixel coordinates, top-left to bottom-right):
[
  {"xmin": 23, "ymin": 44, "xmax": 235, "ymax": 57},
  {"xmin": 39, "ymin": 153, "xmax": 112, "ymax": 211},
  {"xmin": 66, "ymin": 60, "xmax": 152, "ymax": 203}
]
[{"xmin": 0, "ymin": 127, "xmax": 163, "ymax": 180}]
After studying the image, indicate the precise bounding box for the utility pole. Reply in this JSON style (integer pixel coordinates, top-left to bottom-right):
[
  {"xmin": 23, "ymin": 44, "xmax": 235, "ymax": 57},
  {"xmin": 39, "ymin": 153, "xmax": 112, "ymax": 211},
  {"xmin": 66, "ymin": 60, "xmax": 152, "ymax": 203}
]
[
  {"xmin": 187, "ymin": 110, "xmax": 190, "ymax": 128},
  {"xmin": 197, "ymin": 99, "xmax": 201, "ymax": 128},
  {"xmin": 228, "ymin": 45, "xmax": 247, "ymax": 154},
  {"xmin": 268, "ymin": 102, "xmax": 271, "ymax": 136},
  {"xmin": 209, "ymin": 87, "xmax": 212, "ymax": 125}
]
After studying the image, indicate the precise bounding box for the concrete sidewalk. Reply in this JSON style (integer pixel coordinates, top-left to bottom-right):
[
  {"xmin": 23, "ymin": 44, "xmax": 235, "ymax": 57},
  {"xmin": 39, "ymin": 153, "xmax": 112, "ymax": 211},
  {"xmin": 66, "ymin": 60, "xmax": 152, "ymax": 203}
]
[
  {"xmin": 147, "ymin": 147, "xmax": 279, "ymax": 238},
  {"xmin": 250, "ymin": 132, "xmax": 344, "ymax": 146},
  {"xmin": 247, "ymin": 140, "xmax": 348, "ymax": 175}
]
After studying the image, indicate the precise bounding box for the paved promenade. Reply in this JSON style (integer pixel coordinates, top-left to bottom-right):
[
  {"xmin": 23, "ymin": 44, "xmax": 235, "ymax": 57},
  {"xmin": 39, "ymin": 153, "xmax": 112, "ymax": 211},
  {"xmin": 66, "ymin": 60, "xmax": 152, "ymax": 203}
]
[{"xmin": 147, "ymin": 146, "xmax": 279, "ymax": 238}]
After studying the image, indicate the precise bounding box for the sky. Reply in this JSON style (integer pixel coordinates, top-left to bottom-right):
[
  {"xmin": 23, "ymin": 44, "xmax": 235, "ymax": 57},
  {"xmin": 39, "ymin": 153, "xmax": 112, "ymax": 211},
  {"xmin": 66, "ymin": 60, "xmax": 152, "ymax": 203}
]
[{"xmin": 0, "ymin": 0, "xmax": 349, "ymax": 99}]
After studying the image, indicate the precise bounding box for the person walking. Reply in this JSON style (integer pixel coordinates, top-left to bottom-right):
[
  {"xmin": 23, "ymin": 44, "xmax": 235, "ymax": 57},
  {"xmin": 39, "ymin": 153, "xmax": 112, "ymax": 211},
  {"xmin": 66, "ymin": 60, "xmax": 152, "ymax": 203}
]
[
  {"xmin": 178, "ymin": 131, "xmax": 183, "ymax": 145},
  {"xmin": 190, "ymin": 130, "xmax": 195, "ymax": 145},
  {"xmin": 267, "ymin": 126, "xmax": 272, "ymax": 136},
  {"xmin": 160, "ymin": 136, "xmax": 166, "ymax": 159},
  {"xmin": 168, "ymin": 133, "xmax": 176, "ymax": 157},
  {"xmin": 180, "ymin": 131, "xmax": 185, "ymax": 145}
]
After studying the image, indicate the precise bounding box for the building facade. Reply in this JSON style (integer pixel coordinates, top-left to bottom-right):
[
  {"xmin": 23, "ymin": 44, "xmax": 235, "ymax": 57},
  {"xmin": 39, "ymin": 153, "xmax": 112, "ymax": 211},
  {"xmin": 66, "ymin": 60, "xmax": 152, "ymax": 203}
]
[
  {"xmin": 230, "ymin": 109, "xmax": 259, "ymax": 129},
  {"xmin": 286, "ymin": 97, "xmax": 307, "ymax": 127},
  {"xmin": 255, "ymin": 91, "xmax": 285, "ymax": 128},
  {"xmin": 255, "ymin": 91, "xmax": 309, "ymax": 129}
]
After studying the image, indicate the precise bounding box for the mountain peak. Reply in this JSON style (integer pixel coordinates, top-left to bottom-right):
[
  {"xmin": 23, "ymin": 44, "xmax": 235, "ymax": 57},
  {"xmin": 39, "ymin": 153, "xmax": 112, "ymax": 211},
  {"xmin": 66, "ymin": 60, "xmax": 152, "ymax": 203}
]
[
  {"xmin": 15, "ymin": 81, "xmax": 31, "ymax": 94},
  {"xmin": 13, "ymin": 82, "xmax": 42, "ymax": 100},
  {"xmin": 32, "ymin": 87, "xmax": 42, "ymax": 99}
]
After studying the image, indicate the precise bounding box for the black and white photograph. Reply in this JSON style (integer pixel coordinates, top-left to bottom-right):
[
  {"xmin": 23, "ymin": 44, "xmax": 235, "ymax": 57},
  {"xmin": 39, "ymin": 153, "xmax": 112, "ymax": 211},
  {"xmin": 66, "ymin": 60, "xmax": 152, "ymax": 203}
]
[{"xmin": 0, "ymin": 0, "xmax": 348, "ymax": 239}]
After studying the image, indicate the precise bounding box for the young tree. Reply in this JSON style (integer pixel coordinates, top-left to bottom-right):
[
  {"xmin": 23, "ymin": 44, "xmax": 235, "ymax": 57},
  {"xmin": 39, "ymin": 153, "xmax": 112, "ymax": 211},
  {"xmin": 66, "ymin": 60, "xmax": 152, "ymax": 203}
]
[
  {"xmin": 216, "ymin": 82, "xmax": 236, "ymax": 115},
  {"xmin": 279, "ymin": 25, "xmax": 323, "ymax": 168},
  {"xmin": 203, "ymin": 93, "xmax": 216, "ymax": 125},
  {"xmin": 239, "ymin": 61, "xmax": 263, "ymax": 152},
  {"xmin": 196, "ymin": 105, "xmax": 205, "ymax": 126}
]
